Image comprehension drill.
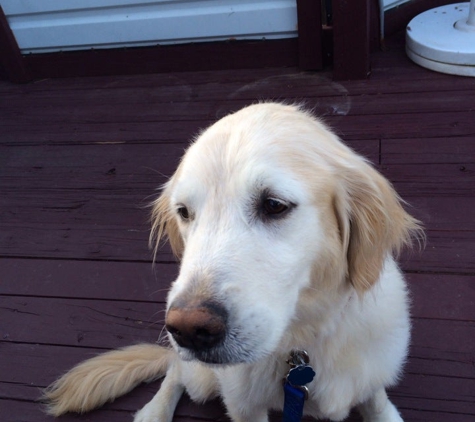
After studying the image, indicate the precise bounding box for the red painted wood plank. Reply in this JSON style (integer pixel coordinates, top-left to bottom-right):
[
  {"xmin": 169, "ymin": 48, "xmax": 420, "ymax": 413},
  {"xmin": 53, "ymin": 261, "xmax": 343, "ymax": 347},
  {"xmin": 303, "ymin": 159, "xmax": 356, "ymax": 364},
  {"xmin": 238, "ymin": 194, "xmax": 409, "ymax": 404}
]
[
  {"xmin": 1, "ymin": 393, "xmax": 226, "ymax": 422},
  {"xmin": 382, "ymin": 137, "xmax": 475, "ymax": 165},
  {"xmin": 382, "ymin": 164, "xmax": 475, "ymax": 197},
  {"xmin": 1, "ymin": 296, "xmax": 164, "ymax": 348},
  {"xmin": 405, "ymin": 355, "xmax": 473, "ymax": 382},
  {"xmin": 335, "ymin": 111, "xmax": 475, "ymax": 141},
  {"xmin": 406, "ymin": 197, "xmax": 475, "ymax": 232},
  {"xmin": 1, "ymin": 399, "xmax": 130, "ymax": 422},
  {"xmin": 0, "ymin": 143, "xmax": 183, "ymax": 191},
  {"xmin": 0, "ymin": 119, "xmax": 204, "ymax": 145},
  {"xmin": 401, "ymin": 230, "xmax": 475, "ymax": 274},
  {"xmin": 395, "ymin": 407, "xmax": 474, "ymax": 422},
  {"xmin": 0, "ymin": 258, "xmax": 177, "ymax": 301},
  {"xmin": 394, "ymin": 370, "xmax": 475, "ymax": 417},
  {"xmin": 366, "ymin": 73, "xmax": 475, "ymax": 95},
  {"xmin": 1, "ymin": 61, "xmax": 473, "ymax": 99},
  {"xmin": 407, "ymin": 273, "xmax": 475, "ymax": 321},
  {"xmin": 0, "ymin": 93, "xmax": 348, "ymax": 125},
  {"xmin": 0, "ymin": 67, "xmax": 294, "ymax": 94},
  {"xmin": 3, "ymin": 90, "xmax": 473, "ymax": 133},
  {"xmin": 0, "ymin": 221, "xmax": 165, "ymax": 262},
  {"xmin": 345, "ymin": 90, "xmax": 475, "ymax": 116},
  {"xmin": 410, "ymin": 318, "xmax": 475, "ymax": 367},
  {"xmin": 1, "ymin": 78, "xmax": 473, "ymax": 139},
  {"xmin": 2, "ymin": 110, "xmax": 473, "ymax": 146},
  {"xmin": 398, "ymin": 409, "xmax": 473, "ymax": 422}
]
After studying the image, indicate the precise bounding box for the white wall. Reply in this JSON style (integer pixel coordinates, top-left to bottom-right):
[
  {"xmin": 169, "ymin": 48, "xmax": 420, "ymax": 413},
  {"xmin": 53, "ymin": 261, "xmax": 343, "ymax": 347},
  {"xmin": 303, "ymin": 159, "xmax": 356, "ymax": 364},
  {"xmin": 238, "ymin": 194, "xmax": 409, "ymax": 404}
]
[{"xmin": 2, "ymin": 0, "xmax": 298, "ymax": 54}]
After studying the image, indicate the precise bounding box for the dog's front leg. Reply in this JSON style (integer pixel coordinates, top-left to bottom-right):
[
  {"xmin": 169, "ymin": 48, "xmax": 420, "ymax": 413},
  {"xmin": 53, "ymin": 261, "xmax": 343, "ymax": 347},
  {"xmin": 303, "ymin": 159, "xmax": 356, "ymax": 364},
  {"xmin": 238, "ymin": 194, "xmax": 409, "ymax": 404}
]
[
  {"xmin": 357, "ymin": 389, "xmax": 403, "ymax": 422},
  {"xmin": 221, "ymin": 386, "xmax": 269, "ymax": 422},
  {"xmin": 134, "ymin": 364, "xmax": 184, "ymax": 422},
  {"xmin": 225, "ymin": 404, "xmax": 269, "ymax": 422},
  {"xmin": 217, "ymin": 366, "xmax": 271, "ymax": 422}
]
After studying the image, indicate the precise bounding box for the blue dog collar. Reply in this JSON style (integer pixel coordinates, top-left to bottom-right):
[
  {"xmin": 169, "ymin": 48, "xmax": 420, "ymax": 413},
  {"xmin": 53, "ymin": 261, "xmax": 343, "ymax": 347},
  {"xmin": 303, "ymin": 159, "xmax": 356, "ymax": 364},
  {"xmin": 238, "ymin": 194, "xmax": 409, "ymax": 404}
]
[{"xmin": 282, "ymin": 350, "xmax": 315, "ymax": 422}]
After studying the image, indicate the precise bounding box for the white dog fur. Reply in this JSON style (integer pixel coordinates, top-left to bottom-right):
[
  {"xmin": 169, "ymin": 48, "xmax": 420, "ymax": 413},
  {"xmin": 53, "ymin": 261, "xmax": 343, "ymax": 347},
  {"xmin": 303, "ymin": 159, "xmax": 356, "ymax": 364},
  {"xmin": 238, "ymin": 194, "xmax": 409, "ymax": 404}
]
[{"xmin": 44, "ymin": 103, "xmax": 422, "ymax": 422}]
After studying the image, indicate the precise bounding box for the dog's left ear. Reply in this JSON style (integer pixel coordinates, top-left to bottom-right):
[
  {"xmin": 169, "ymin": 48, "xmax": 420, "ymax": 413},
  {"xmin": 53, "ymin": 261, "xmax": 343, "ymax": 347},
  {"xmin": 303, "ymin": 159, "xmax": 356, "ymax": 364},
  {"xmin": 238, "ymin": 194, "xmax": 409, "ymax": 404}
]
[
  {"xmin": 149, "ymin": 189, "xmax": 184, "ymax": 261},
  {"xmin": 334, "ymin": 160, "xmax": 422, "ymax": 293}
]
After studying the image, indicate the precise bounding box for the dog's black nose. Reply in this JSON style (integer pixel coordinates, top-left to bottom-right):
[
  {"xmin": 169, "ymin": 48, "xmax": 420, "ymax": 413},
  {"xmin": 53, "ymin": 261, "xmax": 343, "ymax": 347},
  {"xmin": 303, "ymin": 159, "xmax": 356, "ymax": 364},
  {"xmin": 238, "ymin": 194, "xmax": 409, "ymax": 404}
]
[{"xmin": 165, "ymin": 301, "xmax": 227, "ymax": 351}]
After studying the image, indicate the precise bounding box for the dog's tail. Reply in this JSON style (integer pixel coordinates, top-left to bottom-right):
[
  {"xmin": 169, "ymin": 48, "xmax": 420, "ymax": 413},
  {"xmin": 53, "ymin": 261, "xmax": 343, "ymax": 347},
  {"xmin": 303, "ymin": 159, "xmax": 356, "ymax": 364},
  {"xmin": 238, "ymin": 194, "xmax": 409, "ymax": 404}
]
[{"xmin": 43, "ymin": 344, "xmax": 174, "ymax": 416}]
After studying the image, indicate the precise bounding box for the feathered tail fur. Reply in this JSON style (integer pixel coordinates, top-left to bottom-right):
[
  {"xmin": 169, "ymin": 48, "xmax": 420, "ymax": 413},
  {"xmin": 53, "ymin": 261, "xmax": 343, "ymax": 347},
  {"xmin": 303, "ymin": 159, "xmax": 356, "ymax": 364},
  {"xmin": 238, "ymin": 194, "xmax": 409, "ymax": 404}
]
[{"xmin": 43, "ymin": 344, "xmax": 174, "ymax": 416}]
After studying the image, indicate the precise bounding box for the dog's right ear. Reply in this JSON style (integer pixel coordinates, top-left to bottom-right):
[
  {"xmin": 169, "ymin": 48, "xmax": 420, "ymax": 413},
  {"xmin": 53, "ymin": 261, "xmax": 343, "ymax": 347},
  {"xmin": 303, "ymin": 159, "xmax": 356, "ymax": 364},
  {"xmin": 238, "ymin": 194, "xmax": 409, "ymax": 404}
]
[
  {"xmin": 149, "ymin": 189, "xmax": 184, "ymax": 261},
  {"xmin": 333, "ymin": 160, "xmax": 423, "ymax": 293}
]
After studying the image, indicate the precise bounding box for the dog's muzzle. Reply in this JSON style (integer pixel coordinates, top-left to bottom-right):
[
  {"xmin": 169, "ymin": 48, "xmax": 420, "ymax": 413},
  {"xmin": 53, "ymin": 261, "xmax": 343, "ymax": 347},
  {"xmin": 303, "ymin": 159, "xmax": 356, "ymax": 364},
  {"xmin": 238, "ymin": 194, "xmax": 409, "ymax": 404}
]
[{"xmin": 165, "ymin": 300, "xmax": 228, "ymax": 354}]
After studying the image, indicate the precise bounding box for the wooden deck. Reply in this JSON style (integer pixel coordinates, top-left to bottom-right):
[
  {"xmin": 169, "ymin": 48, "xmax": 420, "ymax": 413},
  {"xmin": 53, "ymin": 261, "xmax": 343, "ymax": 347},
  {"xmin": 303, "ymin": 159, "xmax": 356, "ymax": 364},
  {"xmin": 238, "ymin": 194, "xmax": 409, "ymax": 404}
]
[{"xmin": 1, "ymin": 33, "xmax": 474, "ymax": 422}]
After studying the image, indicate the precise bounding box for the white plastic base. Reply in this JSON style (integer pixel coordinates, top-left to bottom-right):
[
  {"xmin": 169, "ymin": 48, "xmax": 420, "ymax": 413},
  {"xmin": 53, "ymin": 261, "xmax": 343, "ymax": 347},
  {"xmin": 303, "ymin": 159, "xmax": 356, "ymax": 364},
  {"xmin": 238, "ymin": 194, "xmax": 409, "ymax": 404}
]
[{"xmin": 406, "ymin": 2, "xmax": 475, "ymax": 77}]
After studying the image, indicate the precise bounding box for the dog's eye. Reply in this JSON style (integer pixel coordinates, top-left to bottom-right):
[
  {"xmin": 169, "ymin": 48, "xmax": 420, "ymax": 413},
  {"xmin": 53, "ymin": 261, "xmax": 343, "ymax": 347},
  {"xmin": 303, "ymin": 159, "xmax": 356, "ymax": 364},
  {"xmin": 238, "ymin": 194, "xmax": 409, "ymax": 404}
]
[
  {"xmin": 177, "ymin": 205, "xmax": 190, "ymax": 220},
  {"xmin": 262, "ymin": 198, "xmax": 289, "ymax": 216}
]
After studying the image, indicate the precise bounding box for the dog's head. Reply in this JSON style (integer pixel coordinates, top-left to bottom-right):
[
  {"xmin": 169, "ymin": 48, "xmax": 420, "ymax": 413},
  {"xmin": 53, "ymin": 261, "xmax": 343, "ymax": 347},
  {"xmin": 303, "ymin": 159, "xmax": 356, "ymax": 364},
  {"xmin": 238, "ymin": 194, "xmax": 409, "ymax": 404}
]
[{"xmin": 150, "ymin": 103, "xmax": 421, "ymax": 365}]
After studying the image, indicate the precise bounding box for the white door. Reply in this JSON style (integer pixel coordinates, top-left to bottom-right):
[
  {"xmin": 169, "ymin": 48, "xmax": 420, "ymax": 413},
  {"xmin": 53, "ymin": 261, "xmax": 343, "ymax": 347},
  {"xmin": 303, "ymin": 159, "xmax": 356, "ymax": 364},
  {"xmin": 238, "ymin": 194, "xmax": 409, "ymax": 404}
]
[{"xmin": 2, "ymin": 0, "xmax": 298, "ymax": 54}]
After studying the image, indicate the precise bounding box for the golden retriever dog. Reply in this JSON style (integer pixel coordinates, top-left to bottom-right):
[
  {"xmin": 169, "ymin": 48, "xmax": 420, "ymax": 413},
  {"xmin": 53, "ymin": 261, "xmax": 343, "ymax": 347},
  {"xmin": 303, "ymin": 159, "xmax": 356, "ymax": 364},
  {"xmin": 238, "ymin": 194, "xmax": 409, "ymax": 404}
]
[{"xmin": 44, "ymin": 103, "xmax": 422, "ymax": 422}]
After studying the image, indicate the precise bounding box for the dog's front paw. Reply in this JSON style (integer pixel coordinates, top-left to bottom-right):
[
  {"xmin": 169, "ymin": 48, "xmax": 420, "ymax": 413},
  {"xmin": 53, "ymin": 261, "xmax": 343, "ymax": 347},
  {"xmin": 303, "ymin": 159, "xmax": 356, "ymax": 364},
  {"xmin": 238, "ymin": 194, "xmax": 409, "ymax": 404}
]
[
  {"xmin": 361, "ymin": 399, "xmax": 404, "ymax": 422},
  {"xmin": 367, "ymin": 401, "xmax": 403, "ymax": 422},
  {"xmin": 133, "ymin": 406, "xmax": 155, "ymax": 422},
  {"xmin": 133, "ymin": 402, "xmax": 170, "ymax": 422},
  {"xmin": 358, "ymin": 390, "xmax": 404, "ymax": 422}
]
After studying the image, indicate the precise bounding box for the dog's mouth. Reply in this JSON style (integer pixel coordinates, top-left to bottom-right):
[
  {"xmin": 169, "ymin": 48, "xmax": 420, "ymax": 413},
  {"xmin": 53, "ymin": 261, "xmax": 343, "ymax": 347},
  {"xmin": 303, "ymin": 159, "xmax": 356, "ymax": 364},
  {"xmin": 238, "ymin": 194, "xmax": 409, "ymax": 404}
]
[
  {"xmin": 177, "ymin": 347, "xmax": 243, "ymax": 365},
  {"xmin": 170, "ymin": 330, "xmax": 260, "ymax": 365}
]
